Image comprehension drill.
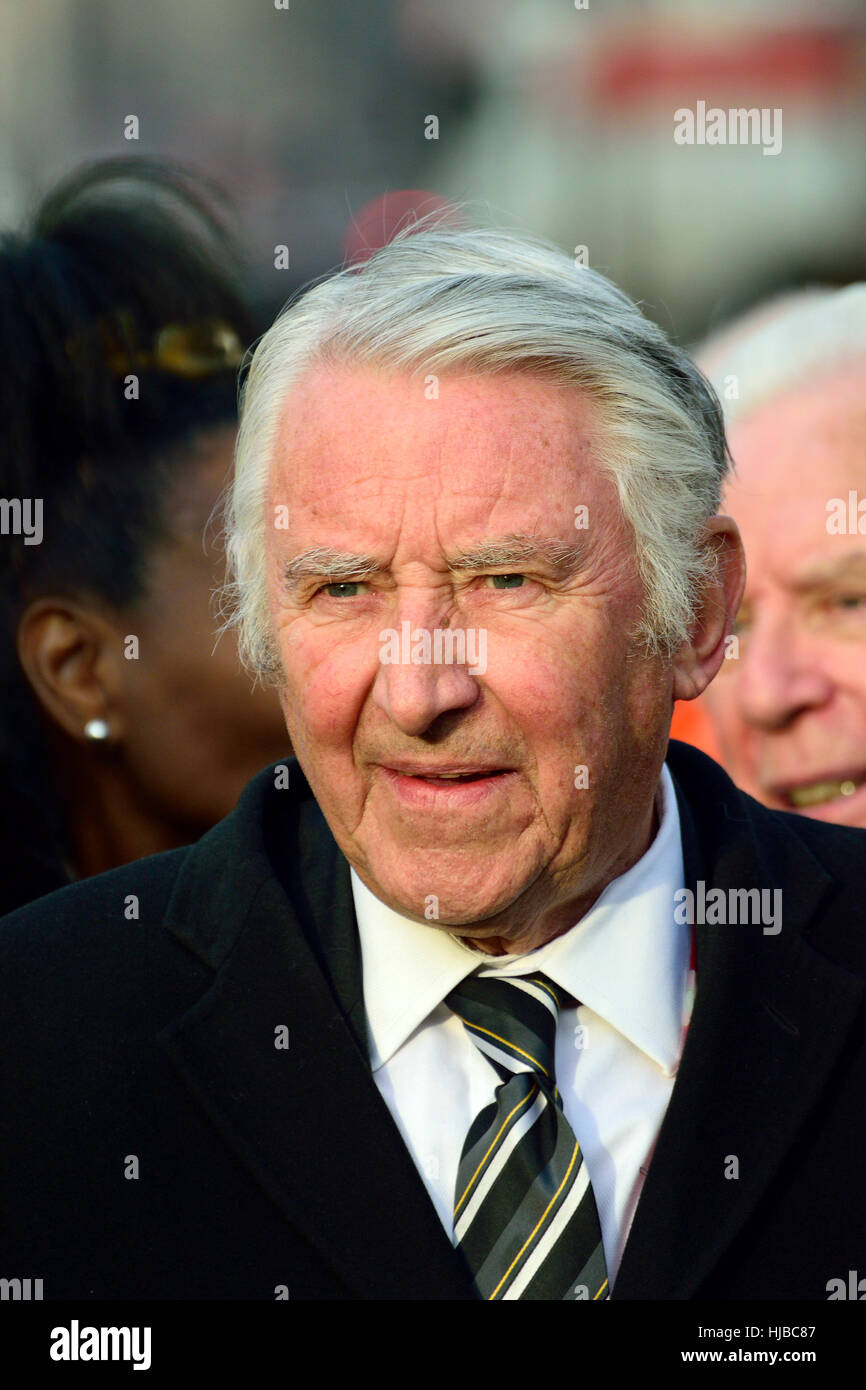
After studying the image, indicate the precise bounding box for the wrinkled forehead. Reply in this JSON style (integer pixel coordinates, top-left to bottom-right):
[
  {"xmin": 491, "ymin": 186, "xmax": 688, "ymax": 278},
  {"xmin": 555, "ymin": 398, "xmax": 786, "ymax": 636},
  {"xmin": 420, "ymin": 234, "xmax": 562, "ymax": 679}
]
[
  {"xmin": 726, "ymin": 365, "xmax": 866, "ymax": 498},
  {"xmin": 724, "ymin": 366, "xmax": 866, "ymax": 589},
  {"xmin": 272, "ymin": 360, "xmax": 599, "ymax": 460},
  {"xmin": 266, "ymin": 362, "xmax": 615, "ymax": 543}
]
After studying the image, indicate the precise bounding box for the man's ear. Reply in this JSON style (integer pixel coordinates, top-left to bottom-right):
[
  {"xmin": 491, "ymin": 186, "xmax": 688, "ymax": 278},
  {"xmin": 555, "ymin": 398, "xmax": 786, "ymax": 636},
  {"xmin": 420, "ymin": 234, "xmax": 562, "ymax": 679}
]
[
  {"xmin": 671, "ymin": 515, "xmax": 746, "ymax": 702},
  {"xmin": 16, "ymin": 597, "xmax": 128, "ymax": 745}
]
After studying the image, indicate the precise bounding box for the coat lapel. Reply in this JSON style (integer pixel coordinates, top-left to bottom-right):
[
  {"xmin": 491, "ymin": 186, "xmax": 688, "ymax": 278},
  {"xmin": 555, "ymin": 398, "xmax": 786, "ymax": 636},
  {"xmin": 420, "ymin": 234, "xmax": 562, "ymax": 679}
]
[
  {"xmin": 154, "ymin": 749, "xmax": 865, "ymax": 1301},
  {"xmin": 157, "ymin": 763, "xmax": 475, "ymax": 1300},
  {"xmin": 613, "ymin": 743, "xmax": 866, "ymax": 1299}
]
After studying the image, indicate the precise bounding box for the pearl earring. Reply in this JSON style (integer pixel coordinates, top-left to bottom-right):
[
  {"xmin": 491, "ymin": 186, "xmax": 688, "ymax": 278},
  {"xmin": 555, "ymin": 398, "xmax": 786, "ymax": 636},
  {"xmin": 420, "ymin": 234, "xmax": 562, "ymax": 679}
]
[{"xmin": 84, "ymin": 718, "xmax": 110, "ymax": 741}]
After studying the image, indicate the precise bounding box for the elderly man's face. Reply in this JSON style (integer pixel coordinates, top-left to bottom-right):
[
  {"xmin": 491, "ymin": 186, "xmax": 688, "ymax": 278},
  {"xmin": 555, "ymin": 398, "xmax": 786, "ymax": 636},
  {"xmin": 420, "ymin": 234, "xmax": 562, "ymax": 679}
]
[
  {"xmin": 266, "ymin": 366, "xmax": 705, "ymax": 952},
  {"xmin": 704, "ymin": 366, "xmax": 866, "ymax": 826}
]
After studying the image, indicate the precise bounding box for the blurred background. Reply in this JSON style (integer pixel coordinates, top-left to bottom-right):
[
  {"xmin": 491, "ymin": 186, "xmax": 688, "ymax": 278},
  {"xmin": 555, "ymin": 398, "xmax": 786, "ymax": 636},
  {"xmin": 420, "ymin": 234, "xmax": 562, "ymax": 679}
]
[
  {"xmin": 2, "ymin": 0, "xmax": 863, "ymax": 338},
  {"xmin": 1, "ymin": 0, "xmax": 865, "ymax": 907}
]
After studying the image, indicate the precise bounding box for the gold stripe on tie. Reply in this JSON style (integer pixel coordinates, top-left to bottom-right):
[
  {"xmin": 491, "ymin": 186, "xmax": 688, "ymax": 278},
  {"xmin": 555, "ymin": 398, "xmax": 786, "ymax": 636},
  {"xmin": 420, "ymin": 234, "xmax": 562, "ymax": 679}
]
[
  {"xmin": 454, "ymin": 1082, "xmax": 539, "ymax": 1219},
  {"xmin": 445, "ymin": 970, "xmax": 609, "ymax": 1301},
  {"xmin": 487, "ymin": 1139, "xmax": 581, "ymax": 1301}
]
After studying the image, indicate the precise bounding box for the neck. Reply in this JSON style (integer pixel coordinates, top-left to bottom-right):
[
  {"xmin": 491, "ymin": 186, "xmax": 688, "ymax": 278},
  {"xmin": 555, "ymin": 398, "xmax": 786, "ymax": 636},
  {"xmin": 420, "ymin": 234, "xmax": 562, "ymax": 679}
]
[{"xmin": 55, "ymin": 747, "xmax": 204, "ymax": 880}]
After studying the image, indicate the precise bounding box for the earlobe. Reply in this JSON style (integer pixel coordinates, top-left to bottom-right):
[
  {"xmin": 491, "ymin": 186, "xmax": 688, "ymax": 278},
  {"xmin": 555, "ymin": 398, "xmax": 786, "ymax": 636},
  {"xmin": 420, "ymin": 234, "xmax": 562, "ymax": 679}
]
[
  {"xmin": 671, "ymin": 516, "xmax": 746, "ymax": 703},
  {"xmin": 16, "ymin": 598, "xmax": 125, "ymax": 745}
]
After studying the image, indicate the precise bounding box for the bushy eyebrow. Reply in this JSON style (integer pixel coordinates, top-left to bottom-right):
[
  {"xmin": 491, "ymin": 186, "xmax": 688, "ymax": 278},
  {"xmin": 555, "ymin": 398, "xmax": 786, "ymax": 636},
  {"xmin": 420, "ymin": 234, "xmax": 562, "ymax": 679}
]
[
  {"xmin": 283, "ymin": 548, "xmax": 381, "ymax": 587},
  {"xmin": 281, "ymin": 533, "xmax": 591, "ymax": 593},
  {"xmin": 446, "ymin": 534, "xmax": 590, "ymax": 574},
  {"xmin": 791, "ymin": 551, "xmax": 866, "ymax": 591}
]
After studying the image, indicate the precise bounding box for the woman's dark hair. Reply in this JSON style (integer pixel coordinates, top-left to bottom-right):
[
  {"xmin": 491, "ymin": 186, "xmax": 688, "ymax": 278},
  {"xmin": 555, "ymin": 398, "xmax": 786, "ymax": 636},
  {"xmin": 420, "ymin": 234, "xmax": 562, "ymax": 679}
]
[{"xmin": 0, "ymin": 158, "xmax": 256, "ymax": 912}]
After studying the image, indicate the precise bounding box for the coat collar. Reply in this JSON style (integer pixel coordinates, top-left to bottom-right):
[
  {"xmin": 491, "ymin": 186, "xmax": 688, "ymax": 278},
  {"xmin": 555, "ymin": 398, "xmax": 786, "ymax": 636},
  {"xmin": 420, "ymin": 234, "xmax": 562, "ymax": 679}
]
[
  {"xmin": 158, "ymin": 760, "xmax": 474, "ymax": 1298},
  {"xmin": 613, "ymin": 741, "xmax": 866, "ymax": 1298},
  {"xmin": 156, "ymin": 746, "xmax": 866, "ymax": 1300}
]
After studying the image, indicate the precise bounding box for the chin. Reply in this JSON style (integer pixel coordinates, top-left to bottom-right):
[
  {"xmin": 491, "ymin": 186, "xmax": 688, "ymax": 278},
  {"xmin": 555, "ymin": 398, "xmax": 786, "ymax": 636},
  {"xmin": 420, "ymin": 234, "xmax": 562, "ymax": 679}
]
[{"xmin": 377, "ymin": 869, "xmax": 523, "ymax": 928}]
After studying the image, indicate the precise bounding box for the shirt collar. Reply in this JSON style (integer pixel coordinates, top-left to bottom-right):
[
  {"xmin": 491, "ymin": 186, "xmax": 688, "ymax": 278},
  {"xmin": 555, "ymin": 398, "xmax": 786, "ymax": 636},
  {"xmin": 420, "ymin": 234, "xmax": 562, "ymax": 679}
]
[{"xmin": 352, "ymin": 762, "xmax": 688, "ymax": 1076}]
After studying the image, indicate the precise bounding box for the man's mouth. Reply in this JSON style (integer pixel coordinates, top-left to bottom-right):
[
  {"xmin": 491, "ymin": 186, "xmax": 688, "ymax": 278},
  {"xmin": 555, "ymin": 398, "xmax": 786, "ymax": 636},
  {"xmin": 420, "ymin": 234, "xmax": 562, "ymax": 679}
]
[
  {"xmin": 779, "ymin": 774, "xmax": 863, "ymax": 810},
  {"xmin": 386, "ymin": 765, "xmax": 510, "ymax": 783},
  {"xmin": 378, "ymin": 763, "xmax": 513, "ymax": 802}
]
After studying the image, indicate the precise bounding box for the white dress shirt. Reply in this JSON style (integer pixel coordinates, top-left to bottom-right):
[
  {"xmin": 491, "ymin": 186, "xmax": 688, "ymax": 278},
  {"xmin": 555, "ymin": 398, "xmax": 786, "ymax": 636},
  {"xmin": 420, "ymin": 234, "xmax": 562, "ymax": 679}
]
[{"xmin": 351, "ymin": 762, "xmax": 693, "ymax": 1289}]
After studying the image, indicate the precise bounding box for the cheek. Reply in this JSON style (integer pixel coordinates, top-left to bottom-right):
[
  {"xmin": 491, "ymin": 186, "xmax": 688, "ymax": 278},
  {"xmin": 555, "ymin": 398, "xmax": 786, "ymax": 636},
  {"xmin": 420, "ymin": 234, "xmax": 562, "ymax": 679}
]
[
  {"xmin": 486, "ymin": 638, "xmax": 617, "ymax": 784},
  {"xmin": 703, "ymin": 680, "xmax": 739, "ymax": 725},
  {"xmin": 700, "ymin": 685, "xmax": 750, "ymax": 773},
  {"xmin": 830, "ymin": 647, "xmax": 866, "ymax": 695},
  {"xmin": 280, "ymin": 626, "xmax": 372, "ymax": 748},
  {"xmin": 488, "ymin": 641, "xmax": 561, "ymax": 718}
]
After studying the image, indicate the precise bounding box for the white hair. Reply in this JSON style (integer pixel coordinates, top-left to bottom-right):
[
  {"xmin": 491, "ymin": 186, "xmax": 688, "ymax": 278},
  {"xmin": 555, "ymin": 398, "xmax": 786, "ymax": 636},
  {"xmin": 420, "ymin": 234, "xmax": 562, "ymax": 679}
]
[
  {"xmin": 221, "ymin": 223, "xmax": 730, "ymax": 684},
  {"xmin": 698, "ymin": 283, "xmax": 866, "ymax": 427}
]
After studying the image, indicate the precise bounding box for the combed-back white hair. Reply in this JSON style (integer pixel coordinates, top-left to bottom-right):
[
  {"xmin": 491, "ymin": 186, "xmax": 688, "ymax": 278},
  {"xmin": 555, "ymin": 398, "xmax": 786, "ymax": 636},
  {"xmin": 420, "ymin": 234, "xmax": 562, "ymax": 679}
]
[{"xmin": 222, "ymin": 223, "xmax": 730, "ymax": 683}]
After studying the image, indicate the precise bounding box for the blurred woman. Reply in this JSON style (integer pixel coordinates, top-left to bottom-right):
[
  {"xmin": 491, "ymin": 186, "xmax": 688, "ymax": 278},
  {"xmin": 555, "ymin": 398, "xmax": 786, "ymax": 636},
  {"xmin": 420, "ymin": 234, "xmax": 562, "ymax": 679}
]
[{"xmin": 0, "ymin": 158, "xmax": 291, "ymax": 914}]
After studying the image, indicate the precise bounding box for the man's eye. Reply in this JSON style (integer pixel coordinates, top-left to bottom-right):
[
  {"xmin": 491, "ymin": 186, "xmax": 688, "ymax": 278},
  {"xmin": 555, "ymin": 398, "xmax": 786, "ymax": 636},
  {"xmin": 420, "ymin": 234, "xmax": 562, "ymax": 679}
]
[
  {"xmin": 484, "ymin": 573, "xmax": 526, "ymax": 590},
  {"xmin": 834, "ymin": 593, "xmax": 866, "ymax": 611},
  {"xmin": 316, "ymin": 581, "xmax": 367, "ymax": 599}
]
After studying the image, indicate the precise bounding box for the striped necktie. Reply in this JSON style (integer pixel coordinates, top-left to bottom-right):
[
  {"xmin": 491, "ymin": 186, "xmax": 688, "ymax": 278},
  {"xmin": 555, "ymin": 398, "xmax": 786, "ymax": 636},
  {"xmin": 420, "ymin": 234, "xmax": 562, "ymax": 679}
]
[{"xmin": 445, "ymin": 971, "xmax": 609, "ymax": 1301}]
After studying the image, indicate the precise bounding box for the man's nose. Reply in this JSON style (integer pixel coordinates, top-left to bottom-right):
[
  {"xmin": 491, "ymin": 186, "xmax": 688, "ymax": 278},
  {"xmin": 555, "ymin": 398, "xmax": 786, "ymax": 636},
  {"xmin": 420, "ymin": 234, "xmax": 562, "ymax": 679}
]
[
  {"xmin": 735, "ymin": 615, "xmax": 834, "ymax": 731},
  {"xmin": 371, "ymin": 611, "xmax": 482, "ymax": 736}
]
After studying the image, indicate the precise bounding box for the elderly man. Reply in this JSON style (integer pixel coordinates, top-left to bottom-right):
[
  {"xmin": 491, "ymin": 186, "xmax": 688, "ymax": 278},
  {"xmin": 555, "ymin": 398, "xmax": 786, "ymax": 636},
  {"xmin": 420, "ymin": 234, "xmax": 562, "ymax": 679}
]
[
  {"xmin": 1, "ymin": 227, "xmax": 865, "ymax": 1304},
  {"xmin": 698, "ymin": 287, "xmax": 866, "ymax": 827}
]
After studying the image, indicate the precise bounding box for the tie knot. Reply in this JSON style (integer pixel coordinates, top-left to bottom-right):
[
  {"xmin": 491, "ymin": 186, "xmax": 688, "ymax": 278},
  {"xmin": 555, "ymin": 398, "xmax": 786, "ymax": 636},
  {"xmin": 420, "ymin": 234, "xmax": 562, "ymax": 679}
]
[{"xmin": 445, "ymin": 972, "xmax": 565, "ymax": 1087}]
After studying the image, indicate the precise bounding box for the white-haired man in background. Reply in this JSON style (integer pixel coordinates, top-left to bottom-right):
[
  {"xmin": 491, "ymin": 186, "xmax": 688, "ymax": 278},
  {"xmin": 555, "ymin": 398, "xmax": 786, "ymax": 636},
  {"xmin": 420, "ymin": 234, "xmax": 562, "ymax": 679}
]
[
  {"xmin": 699, "ymin": 286, "xmax": 866, "ymax": 827},
  {"xmin": 2, "ymin": 227, "xmax": 866, "ymax": 1307}
]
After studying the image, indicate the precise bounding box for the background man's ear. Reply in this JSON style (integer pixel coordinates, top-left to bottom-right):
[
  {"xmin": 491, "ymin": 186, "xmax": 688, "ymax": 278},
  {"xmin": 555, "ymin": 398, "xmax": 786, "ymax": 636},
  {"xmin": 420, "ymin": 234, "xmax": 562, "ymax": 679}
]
[
  {"xmin": 16, "ymin": 597, "xmax": 128, "ymax": 745},
  {"xmin": 671, "ymin": 515, "xmax": 746, "ymax": 703}
]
